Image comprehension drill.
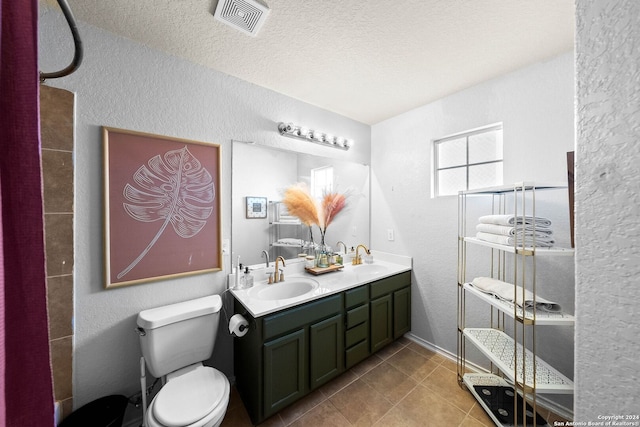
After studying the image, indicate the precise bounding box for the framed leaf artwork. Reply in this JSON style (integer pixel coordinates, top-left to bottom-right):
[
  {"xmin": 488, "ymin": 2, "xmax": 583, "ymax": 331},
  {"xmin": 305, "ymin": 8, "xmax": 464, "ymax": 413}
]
[{"xmin": 103, "ymin": 127, "xmax": 222, "ymax": 288}]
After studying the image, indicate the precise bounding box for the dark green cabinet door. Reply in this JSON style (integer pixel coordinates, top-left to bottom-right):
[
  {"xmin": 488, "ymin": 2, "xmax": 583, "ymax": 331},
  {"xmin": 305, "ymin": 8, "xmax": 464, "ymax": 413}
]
[
  {"xmin": 370, "ymin": 294, "xmax": 393, "ymax": 353},
  {"xmin": 393, "ymin": 286, "xmax": 411, "ymax": 338},
  {"xmin": 263, "ymin": 329, "xmax": 306, "ymax": 417},
  {"xmin": 310, "ymin": 314, "xmax": 344, "ymax": 389}
]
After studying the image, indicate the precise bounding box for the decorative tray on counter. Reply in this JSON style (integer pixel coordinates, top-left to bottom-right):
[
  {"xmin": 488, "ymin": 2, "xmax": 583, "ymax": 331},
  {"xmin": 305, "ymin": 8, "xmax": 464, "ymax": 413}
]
[{"xmin": 305, "ymin": 264, "xmax": 344, "ymax": 275}]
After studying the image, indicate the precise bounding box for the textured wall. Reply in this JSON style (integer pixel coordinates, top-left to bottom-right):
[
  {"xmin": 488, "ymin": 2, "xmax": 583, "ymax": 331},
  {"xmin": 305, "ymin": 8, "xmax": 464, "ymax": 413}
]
[
  {"xmin": 371, "ymin": 52, "xmax": 576, "ymax": 413},
  {"xmin": 574, "ymin": 0, "xmax": 640, "ymax": 419},
  {"xmin": 38, "ymin": 5, "xmax": 370, "ymax": 410}
]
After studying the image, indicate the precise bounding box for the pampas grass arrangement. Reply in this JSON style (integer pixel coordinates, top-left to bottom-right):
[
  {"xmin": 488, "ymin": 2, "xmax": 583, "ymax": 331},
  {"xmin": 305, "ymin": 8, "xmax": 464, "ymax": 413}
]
[
  {"xmin": 282, "ymin": 183, "xmax": 319, "ymax": 226},
  {"xmin": 319, "ymin": 192, "xmax": 347, "ymax": 244},
  {"xmin": 282, "ymin": 183, "xmax": 348, "ymax": 246}
]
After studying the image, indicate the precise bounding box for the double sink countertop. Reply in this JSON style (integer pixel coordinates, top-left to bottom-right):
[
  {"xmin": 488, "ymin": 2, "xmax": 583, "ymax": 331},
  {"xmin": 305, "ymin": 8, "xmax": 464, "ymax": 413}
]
[{"xmin": 230, "ymin": 251, "xmax": 412, "ymax": 318}]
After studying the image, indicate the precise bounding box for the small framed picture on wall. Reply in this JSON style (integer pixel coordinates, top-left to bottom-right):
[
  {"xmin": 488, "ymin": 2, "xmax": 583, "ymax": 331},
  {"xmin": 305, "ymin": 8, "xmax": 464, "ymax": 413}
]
[{"xmin": 245, "ymin": 196, "xmax": 267, "ymax": 219}]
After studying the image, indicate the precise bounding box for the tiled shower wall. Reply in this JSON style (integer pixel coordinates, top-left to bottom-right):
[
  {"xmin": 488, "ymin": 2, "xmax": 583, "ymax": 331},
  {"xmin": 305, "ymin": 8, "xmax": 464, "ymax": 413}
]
[{"xmin": 40, "ymin": 84, "xmax": 75, "ymax": 418}]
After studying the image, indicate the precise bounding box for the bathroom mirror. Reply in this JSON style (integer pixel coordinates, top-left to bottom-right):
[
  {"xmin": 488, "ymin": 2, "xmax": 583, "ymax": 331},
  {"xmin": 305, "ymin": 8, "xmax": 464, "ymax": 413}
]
[{"xmin": 232, "ymin": 142, "xmax": 370, "ymax": 266}]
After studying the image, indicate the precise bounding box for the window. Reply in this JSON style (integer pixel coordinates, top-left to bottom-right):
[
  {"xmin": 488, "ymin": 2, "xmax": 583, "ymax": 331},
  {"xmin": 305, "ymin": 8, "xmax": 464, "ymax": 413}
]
[
  {"xmin": 311, "ymin": 165, "xmax": 333, "ymax": 199},
  {"xmin": 433, "ymin": 124, "xmax": 503, "ymax": 196}
]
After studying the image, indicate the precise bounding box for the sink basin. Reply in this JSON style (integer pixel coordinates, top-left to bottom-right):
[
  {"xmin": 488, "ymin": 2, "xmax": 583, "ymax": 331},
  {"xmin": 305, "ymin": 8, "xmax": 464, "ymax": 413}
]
[
  {"xmin": 354, "ymin": 264, "xmax": 389, "ymax": 276},
  {"xmin": 247, "ymin": 278, "xmax": 319, "ymax": 301}
]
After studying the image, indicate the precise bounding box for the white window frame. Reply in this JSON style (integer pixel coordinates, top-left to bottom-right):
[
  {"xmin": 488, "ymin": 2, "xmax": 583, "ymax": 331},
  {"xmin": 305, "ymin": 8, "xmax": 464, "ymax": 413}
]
[
  {"xmin": 310, "ymin": 165, "xmax": 334, "ymax": 199},
  {"xmin": 432, "ymin": 123, "xmax": 503, "ymax": 197}
]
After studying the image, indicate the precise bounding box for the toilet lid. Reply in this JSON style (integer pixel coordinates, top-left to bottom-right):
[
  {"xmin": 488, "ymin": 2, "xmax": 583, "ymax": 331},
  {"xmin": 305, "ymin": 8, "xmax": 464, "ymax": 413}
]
[{"xmin": 153, "ymin": 367, "xmax": 226, "ymax": 427}]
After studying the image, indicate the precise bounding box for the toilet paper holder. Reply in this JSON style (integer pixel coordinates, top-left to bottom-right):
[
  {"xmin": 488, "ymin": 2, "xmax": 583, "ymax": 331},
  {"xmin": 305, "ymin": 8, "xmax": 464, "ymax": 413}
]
[{"xmin": 228, "ymin": 313, "xmax": 251, "ymax": 337}]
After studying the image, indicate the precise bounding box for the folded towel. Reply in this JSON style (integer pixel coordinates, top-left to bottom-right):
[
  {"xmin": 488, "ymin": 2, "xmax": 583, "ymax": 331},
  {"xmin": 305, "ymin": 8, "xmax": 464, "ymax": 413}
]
[
  {"xmin": 276, "ymin": 238, "xmax": 304, "ymax": 246},
  {"xmin": 476, "ymin": 223, "xmax": 554, "ymax": 237},
  {"xmin": 478, "ymin": 214, "xmax": 552, "ymax": 228},
  {"xmin": 476, "ymin": 232, "xmax": 555, "ymax": 247},
  {"xmin": 277, "ymin": 217, "xmax": 301, "ymax": 223},
  {"xmin": 471, "ymin": 276, "xmax": 562, "ymax": 312}
]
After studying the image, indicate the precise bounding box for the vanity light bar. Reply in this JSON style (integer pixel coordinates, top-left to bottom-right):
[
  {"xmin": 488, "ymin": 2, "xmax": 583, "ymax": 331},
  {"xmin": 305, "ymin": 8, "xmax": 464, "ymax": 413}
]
[{"xmin": 277, "ymin": 122, "xmax": 353, "ymax": 150}]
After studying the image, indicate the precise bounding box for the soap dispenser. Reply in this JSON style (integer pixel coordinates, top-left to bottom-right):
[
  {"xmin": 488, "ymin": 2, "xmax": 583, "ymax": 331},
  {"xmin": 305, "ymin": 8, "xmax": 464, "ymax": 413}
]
[
  {"xmin": 235, "ymin": 262, "xmax": 243, "ymax": 289},
  {"xmin": 242, "ymin": 266, "xmax": 254, "ymax": 289},
  {"xmin": 347, "ymin": 247, "xmax": 356, "ymax": 263}
]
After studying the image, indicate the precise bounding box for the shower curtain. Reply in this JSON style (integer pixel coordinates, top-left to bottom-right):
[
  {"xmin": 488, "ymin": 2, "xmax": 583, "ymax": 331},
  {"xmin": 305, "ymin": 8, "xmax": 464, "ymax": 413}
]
[{"xmin": 1, "ymin": 0, "xmax": 55, "ymax": 425}]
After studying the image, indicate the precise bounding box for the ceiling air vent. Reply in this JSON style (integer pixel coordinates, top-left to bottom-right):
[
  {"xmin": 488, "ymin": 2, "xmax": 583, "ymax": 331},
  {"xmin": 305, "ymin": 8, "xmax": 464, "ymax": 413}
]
[{"xmin": 213, "ymin": 0, "xmax": 270, "ymax": 37}]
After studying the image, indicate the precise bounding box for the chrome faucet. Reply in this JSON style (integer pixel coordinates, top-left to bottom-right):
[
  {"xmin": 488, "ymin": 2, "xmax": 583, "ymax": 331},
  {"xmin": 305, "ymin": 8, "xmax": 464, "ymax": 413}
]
[
  {"xmin": 274, "ymin": 256, "xmax": 286, "ymax": 282},
  {"xmin": 336, "ymin": 241, "xmax": 347, "ymax": 254},
  {"xmin": 261, "ymin": 250, "xmax": 270, "ymax": 268},
  {"xmin": 353, "ymin": 244, "xmax": 370, "ymax": 265}
]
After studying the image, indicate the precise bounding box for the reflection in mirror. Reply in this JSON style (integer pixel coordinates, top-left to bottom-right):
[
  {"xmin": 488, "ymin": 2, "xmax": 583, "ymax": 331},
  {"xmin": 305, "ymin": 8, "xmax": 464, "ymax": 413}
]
[{"xmin": 232, "ymin": 142, "xmax": 370, "ymax": 266}]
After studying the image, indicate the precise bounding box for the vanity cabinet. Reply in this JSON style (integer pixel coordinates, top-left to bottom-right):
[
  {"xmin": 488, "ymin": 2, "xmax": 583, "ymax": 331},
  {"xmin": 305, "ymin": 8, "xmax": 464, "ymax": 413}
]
[
  {"xmin": 310, "ymin": 314, "xmax": 343, "ymax": 389},
  {"xmin": 263, "ymin": 312, "xmax": 344, "ymax": 415},
  {"xmin": 370, "ymin": 272, "xmax": 412, "ymax": 353},
  {"xmin": 263, "ymin": 329, "xmax": 306, "ymax": 415},
  {"xmin": 262, "ymin": 294, "xmax": 342, "ymax": 418},
  {"xmin": 393, "ymin": 286, "xmax": 411, "ymax": 338},
  {"xmin": 234, "ymin": 293, "xmax": 344, "ymax": 422},
  {"xmin": 370, "ymin": 294, "xmax": 392, "ymax": 352},
  {"xmin": 233, "ymin": 270, "xmax": 411, "ymax": 424}
]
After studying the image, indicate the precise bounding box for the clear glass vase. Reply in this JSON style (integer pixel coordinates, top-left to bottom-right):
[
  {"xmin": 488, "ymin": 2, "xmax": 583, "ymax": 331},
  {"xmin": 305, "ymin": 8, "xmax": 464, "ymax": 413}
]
[{"xmin": 315, "ymin": 243, "xmax": 330, "ymax": 268}]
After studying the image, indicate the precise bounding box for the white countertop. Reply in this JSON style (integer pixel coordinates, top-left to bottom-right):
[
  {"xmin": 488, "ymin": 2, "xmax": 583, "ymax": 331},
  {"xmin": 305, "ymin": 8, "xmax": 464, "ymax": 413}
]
[{"xmin": 230, "ymin": 251, "xmax": 412, "ymax": 318}]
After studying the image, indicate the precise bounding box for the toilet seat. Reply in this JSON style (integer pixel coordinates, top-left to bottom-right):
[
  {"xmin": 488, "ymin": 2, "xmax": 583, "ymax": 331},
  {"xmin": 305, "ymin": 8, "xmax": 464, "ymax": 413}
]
[{"xmin": 146, "ymin": 365, "xmax": 230, "ymax": 427}]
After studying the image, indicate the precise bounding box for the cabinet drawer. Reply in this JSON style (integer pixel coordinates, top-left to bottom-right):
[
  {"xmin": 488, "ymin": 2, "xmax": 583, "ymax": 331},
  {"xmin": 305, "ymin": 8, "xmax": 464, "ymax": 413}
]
[
  {"xmin": 345, "ymin": 285, "xmax": 368, "ymax": 309},
  {"xmin": 346, "ymin": 304, "xmax": 369, "ymax": 328},
  {"xmin": 345, "ymin": 339, "xmax": 369, "ymax": 369},
  {"xmin": 370, "ymin": 271, "xmax": 411, "ymax": 299},
  {"xmin": 264, "ymin": 294, "xmax": 342, "ymax": 340},
  {"xmin": 345, "ymin": 321, "xmax": 368, "ymax": 348}
]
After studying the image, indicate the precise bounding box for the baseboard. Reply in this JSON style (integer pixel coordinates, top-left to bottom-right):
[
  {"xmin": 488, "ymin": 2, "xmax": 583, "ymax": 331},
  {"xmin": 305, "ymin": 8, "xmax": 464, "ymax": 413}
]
[{"xmin": 404, "ymin": 332, "xmax": 574, "ymax": 421}]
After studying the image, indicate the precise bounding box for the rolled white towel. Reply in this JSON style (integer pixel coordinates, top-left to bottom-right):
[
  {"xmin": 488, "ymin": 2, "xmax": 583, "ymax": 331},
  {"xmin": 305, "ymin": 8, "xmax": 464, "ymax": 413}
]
[
  {"xmin": 471, "ymin": 276, "xmax": 562, "ymax": 312},
  {"xmin": 478, "ymin": 214, "xmax": 552, "ymax": 228},
  {"xmin": 476, "ymin": 223, "xmax": 554, "ymax": 237},
  {"xmin": 476, "ymin": 232, "xmax": 555, "ymax": 247}
]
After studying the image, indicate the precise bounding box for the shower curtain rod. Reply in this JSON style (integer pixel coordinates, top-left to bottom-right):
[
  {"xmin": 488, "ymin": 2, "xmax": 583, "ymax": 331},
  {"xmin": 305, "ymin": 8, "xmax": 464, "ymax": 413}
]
[{"xmin": 40, "ymin": 0, "xmax": 83, "ymax": 82}]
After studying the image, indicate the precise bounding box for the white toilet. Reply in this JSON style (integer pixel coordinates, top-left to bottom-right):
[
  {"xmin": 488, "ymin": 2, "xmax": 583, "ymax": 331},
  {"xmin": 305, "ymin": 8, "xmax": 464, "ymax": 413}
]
[{"xmin": 137, "ymin": 295, "xmax": 230, "ymax": 427}]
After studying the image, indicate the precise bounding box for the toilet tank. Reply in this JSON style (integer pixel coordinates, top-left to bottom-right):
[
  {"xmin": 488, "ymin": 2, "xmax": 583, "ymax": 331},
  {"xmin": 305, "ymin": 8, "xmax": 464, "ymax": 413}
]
[{"xmin": 137, "ymin": 295, "xmax": 222, "ymax": 378}]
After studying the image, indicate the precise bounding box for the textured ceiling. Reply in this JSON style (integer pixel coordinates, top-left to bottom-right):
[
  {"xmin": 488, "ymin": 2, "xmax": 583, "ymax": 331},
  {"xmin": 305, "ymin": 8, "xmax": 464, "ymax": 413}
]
[{"xmin": 50, "ymin": 0, "xmax": 575, "ymax": 124}]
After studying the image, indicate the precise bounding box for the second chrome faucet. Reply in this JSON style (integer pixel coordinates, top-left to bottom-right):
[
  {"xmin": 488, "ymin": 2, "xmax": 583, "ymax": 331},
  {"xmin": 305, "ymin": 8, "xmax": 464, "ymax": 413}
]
[{"xmin": 261, "ymin": 250, "xmax": 270, "ymax": 268}]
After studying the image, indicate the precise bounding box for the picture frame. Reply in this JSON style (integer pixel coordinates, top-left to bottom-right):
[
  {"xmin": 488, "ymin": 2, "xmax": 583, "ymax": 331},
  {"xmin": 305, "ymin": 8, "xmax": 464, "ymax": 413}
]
[
  {"xmin": 103, "ymin": 127, "xmax": 222, "ymax": 288},
  {"xmin": 245, "ymin": 196, "xmax": 267, "ymax": 219}
]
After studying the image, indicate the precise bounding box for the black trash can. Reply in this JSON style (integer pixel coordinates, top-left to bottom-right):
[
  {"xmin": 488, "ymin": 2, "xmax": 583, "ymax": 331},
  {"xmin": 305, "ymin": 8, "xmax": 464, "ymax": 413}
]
[{"xmin": 59, "ymin": 395, "xmax": 128, "ymax": 427}]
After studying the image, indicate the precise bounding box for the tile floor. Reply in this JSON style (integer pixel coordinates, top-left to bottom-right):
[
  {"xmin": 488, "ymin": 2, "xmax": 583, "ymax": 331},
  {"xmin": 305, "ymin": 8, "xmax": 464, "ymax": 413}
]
[{"xmin": 221, "ymin": 337, "xmax": 570, "ymax": 427}]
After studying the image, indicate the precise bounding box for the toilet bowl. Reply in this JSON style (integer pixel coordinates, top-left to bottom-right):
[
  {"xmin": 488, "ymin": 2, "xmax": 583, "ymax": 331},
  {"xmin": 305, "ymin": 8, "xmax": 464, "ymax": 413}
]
[
  {"xmin": 137, "ymin": 295, "xmax": 230, "ymax": 427},
  {"xmin": 145, "ymin": 364, "xmax": 230, "ymax": 427}
]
